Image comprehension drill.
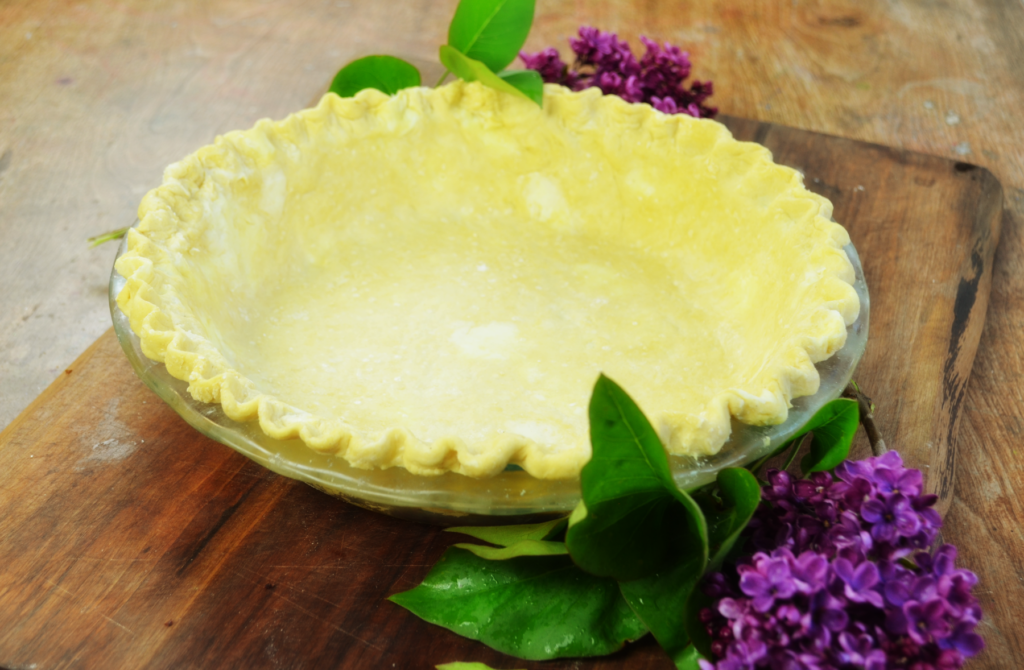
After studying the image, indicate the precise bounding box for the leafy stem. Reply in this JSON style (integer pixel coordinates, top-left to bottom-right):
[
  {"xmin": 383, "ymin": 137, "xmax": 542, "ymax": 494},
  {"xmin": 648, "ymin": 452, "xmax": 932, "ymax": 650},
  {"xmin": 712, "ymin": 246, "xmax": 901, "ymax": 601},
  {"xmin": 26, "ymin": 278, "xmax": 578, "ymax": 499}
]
[
  {"xmin": 392, "ymin": 377, "xmax": 869, "ymax": 668},
  {"xmin": 843, "ymin": 381, "xmax": 888, "ymax": 456},
  {"xmin": 330, "ymin": 0, "xmax": 539, "ymax": 104}
]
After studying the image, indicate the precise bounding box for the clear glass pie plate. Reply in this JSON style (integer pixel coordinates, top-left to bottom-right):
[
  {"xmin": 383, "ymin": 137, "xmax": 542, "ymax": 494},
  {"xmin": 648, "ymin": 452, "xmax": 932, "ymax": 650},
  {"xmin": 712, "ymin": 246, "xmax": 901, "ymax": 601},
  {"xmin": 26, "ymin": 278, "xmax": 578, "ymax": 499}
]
[{"xmin": 110, "ymin": 230, "xmax": 868, "ymax": 524}]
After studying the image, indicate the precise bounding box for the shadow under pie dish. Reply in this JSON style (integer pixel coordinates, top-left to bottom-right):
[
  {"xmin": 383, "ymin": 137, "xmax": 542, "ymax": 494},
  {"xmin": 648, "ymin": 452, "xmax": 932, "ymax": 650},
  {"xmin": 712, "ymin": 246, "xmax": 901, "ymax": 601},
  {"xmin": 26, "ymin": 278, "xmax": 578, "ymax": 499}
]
[{"xmin": 112, "ymin": 81, "xmax": 866, "ymax": 518}]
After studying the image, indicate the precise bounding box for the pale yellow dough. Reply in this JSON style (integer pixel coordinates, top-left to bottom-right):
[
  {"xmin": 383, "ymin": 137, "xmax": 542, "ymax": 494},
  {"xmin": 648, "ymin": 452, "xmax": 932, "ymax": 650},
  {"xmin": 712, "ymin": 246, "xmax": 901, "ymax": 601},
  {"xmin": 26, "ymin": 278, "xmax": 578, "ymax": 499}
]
[{"xmin": 115, "ymin": 81, "xmax": 860, "ymax": 479}]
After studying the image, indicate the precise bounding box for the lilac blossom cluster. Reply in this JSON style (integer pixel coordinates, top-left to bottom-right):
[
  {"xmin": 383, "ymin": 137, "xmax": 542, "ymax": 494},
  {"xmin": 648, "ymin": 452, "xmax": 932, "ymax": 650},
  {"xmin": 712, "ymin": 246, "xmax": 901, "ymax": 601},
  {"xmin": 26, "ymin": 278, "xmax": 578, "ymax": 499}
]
[
  {"xmin": 519, "ymin": 26, "xmax": 716, "ymax": 118},
  {"xmin": 698, "ymin": 452, "xmax": 984, "ymax": 670}
]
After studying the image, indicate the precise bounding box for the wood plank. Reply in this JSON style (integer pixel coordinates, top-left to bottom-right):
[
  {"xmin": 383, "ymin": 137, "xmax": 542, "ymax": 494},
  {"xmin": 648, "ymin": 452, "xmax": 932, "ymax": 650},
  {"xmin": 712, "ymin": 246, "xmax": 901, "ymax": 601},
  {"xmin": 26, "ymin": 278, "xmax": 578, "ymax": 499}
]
[
  {"xmin": 945, "ymin": 205, "xmax": 1024, "ymax": 668},
  {"xmin": 0, "ymin": 121, "xmax": 1003, "ymax": 668}
]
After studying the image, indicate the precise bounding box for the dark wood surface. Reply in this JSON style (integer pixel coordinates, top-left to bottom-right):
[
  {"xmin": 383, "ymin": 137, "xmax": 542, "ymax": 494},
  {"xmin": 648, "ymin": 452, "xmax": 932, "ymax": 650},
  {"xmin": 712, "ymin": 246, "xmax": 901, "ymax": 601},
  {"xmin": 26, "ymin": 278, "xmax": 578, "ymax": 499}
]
[{"xmin": 0, "ymin": 118, "xmax": 1004, "ymax": 668}]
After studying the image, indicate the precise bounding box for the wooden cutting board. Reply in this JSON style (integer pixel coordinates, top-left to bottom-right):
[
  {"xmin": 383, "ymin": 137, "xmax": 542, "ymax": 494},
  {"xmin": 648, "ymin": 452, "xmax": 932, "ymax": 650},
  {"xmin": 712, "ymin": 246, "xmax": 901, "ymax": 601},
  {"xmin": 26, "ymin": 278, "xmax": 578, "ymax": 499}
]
[{"xmin": 0, "ymin": 116, "xmax": 1002, "ymax": 670}]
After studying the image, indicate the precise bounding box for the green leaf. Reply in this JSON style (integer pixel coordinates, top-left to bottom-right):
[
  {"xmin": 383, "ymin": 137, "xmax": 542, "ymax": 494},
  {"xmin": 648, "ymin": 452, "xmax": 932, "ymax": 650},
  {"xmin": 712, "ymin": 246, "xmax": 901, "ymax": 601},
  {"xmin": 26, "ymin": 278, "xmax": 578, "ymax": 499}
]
[
  {"xmin": 566, "ymin": 375, "xmax": 708, "ymax": 581},
  {"xmin": 436, "ymin": 663, "xmax": 523, "ymax": 670},
  {"xmin": 390, "ymin": 547, "xmax": 648, "ymax": 660},
  {"xmin": 619, "ymin": 548, "xmax": 705, "ymax": 659},
  {"xmin": 446, "ymin": 517, "xmax": 567, "ymax": 546},
  {"xmin": 673, "ymin": 644, "xmax": 709, "ymax": 670},
  {"xmin": 798, "ymin": 398, "xmax": 859, "ymax": 474},
  {"xmin": 681, "ymin": 578, "xmax": 716, "ymax": 658},
  {"xmin": 328, "ymin": 55, "xmax": 421, "ymax": 98},
  {"xmin": 447, "ymin": 0, "xmax": 535, "ymax": 72},
  {"xmin": 702, "ymin": 468, "xmax": 761, "ymax": 572},
  {"xmin": 497, "ymin": 69, "xmax": 543, "ymax": 106},
  {"xmin": 568, "ymin": 492, "xmax": 691, "ymax": 580},
  {"xmin": 455, "ymin": 539, "xmax": 568, "ymax": 560},
  {"xmin": 438, "ymin": 45, "xmax": 539, "ymax": 105}
]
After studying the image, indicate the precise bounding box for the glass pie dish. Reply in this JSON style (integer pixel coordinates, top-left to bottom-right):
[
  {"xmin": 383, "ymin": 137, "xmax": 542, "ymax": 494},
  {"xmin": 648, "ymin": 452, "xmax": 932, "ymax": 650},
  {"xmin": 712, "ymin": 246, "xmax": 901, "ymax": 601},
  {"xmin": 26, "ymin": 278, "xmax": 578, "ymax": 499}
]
[
  {"xmin": 109, "ymin": 231, "xmax": 868, "ymax": 523},
  {"xmin": 110, "ymin": 83, "xmax": 868, "ymax": 523}
]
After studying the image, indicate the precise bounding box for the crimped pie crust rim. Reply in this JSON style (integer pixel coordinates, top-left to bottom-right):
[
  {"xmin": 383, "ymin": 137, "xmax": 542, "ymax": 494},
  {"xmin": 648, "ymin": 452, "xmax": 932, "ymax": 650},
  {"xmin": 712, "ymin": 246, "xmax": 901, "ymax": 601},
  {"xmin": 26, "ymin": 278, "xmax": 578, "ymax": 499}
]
[{"xmin": 114, "ymin": 81, "xmax": 860, "ymax": 480}]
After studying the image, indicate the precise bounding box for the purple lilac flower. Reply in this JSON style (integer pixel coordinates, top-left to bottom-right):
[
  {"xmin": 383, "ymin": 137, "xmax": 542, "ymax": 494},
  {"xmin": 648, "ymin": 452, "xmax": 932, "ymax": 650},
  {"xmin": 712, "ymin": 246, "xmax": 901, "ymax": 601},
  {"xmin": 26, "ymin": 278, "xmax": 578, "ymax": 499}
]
[
  {"xmin": 748, "ymin": 451, "xmax": 943, "ymax": 561},
  {"xmin": 739, "ymin": 552, "xmax": 799, "ymax": 612},
  {"xmin": 861, "ymin": 493, "xmax": 921, "ymax": 543},
  {"xmin": 519, "ymin": 26, "xmax": 717, "ymax": 118},
  {"xmin": 833, "ymin": 557, "xmax": 884, "ymax": 607},
  {"xmin": 518, "ymin": 48, "xmax": 580, "ymax": 90},
  {"xmin": 836, "ymin": 632, "xmax": 887, "ymax": 669},
  {"xmin": 697, "ymin": 453, "xmax": 984, "ymax": 669}
]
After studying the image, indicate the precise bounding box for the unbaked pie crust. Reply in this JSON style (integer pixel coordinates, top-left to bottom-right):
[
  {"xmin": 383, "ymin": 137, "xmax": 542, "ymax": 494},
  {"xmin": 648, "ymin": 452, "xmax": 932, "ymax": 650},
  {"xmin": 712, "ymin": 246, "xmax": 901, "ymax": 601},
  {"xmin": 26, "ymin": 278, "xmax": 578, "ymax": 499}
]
[{"xmin": 115, "ymin": 81, "xmax": 860, "ymax": 480}]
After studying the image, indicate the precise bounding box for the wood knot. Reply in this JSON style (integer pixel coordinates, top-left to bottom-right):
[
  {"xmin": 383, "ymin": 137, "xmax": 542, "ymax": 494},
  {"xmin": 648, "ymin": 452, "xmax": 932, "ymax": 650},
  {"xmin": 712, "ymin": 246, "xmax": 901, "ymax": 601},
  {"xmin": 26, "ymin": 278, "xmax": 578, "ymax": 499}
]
[{"xmin": 818, "ymin": 15, "xmax": 862, "ymax": 27}]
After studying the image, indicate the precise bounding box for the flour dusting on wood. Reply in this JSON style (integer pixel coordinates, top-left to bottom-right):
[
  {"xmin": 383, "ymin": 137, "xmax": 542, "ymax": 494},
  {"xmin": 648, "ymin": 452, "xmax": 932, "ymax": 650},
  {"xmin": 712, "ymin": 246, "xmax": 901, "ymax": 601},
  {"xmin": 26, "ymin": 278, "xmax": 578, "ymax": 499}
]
[{"xmin": 73, "ymin": 397, "xmax": 140, "ymax": 469}]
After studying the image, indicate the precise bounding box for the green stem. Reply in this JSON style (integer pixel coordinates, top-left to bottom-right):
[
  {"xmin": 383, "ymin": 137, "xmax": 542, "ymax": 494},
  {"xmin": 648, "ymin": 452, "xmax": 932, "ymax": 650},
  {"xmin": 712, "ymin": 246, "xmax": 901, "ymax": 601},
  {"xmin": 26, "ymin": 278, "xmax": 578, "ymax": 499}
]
[
  {"xmin": 782, "ymin": 435, "xmax": 804, "ymax": 472},
  {"xmin": 434, "ymin": 69, "xmax": 450, "ymax": 87},
  {"xmin": 750, "ymin": 435, "xmax": 802, "ymax": 481},
  {"xmin": 87, "ymin": 227, "xmax": 129, "ymax": 248},
  {"xmin": 748, "ymin": 452, "xmax": 774, "ymax": 480}
]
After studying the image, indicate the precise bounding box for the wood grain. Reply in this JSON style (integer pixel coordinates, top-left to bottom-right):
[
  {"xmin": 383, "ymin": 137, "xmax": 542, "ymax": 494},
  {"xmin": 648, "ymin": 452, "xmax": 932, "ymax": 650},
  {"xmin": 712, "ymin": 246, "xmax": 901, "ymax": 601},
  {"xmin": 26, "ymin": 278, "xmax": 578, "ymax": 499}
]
[{"xmin": 0, "ymin": 120, "xmax": 1003, "ymax": 668}]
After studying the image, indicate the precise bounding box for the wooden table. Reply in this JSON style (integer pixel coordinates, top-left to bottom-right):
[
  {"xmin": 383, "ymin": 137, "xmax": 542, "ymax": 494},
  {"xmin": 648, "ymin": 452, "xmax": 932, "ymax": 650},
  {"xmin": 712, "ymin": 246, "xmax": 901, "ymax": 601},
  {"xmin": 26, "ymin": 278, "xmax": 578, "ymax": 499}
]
[{"xmin": 1, "ymin": 1, "xmax": 1022, "ymax": 667}]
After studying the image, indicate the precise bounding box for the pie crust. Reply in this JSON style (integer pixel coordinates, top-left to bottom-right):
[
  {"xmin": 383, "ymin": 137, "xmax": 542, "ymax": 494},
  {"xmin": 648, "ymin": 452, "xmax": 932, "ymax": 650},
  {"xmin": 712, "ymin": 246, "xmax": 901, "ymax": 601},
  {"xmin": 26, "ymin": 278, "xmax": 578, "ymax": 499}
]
[{"xmin": 115, "ymin": 81, "xmax": 860, "ymax": 480}]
